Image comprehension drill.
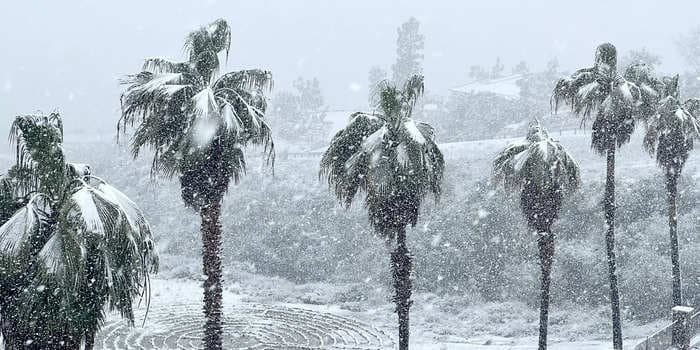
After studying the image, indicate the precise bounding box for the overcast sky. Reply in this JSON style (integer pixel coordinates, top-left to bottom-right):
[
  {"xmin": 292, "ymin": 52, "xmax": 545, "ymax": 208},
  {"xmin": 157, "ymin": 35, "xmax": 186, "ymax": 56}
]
[{"xmin": 1, "ymin": 0, "xmax": 698, "ymax": 134}]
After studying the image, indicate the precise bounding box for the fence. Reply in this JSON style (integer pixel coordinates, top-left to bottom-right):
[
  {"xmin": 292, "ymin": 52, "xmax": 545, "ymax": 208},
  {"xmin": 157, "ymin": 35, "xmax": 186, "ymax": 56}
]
[{"xmin": 635, "ymin": 308, "xmax": 700, "ymax": 350}]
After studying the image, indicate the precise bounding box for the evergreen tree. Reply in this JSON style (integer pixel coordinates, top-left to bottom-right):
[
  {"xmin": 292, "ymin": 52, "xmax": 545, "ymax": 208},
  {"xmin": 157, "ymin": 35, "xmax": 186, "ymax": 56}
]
[
  {"xmin": 512, "ymin": 60, "xmax": 530, "ymax": 75},
  {"xmin": 392, "ymin": 17, "xmax": 424, "ymax": 86},
  {"xmin": 676, "ymin": 28, "xmax": 700, "ymax": 96},
  {"xmin": 491, "ymin": 57, "xmax": 505, "ymax": 79},
  {"xmin": 269, "ymin": 77, "xmax": 328, "ymax": 145}
]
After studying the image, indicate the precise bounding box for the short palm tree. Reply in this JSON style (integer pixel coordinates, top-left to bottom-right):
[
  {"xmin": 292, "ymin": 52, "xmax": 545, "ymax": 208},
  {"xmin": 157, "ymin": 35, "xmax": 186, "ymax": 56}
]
[
  {"xmin": 320, "ymin": 75, "xmax": 444, "ymax": 350},
  {"xmin": 636, "ymin": 74, "xmax": 700, "ymax": 308},
  {"xmin": 553, "ymin": 43, "xmax": 642, "ymax": 350},
  {"xmin": 119, "ymin": 19, "xmax": 273, "ymax": 349},
  {"xmin": 493, "ymin": 121, "xmax": 580, "ymax": 350},
  {"xmin": 0, "ymin": 112, "xmax": 157, "ymax": 350}
]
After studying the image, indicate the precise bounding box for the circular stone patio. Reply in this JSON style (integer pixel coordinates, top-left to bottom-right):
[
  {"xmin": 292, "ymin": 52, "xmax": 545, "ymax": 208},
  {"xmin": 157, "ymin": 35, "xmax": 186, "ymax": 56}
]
[{"xmin": 96, "ymin": 303, "xmax": 391, "ymax": 349}]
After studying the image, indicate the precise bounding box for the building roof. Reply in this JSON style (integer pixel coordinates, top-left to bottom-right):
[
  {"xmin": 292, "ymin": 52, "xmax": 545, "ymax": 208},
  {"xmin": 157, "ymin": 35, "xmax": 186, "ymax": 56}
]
[{"xmin": 450, "ymin": 74, "xmax": 522, "ymax": 100}]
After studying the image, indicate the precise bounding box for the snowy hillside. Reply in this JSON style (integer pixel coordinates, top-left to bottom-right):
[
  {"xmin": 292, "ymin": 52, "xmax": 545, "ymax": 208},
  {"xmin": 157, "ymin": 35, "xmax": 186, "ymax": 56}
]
[{"xmin": 1, "ymin": 127, "xmax": 694, "ymax": 349}]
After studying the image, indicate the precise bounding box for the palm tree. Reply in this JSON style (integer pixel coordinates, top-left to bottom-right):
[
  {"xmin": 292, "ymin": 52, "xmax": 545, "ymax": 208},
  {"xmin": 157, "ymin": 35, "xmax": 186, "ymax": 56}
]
[
  {"xmin": 493, "ymin": 121, "xmax": 580, "ymax": 350},
  {"xmin": 552, "ymin": 43, "xmax": 642, "ymax": 350},
  {"xmin": 632, "ymin": 72, "xmax": 700, "ymax": 309},
  {"xmin": 320, "ymin": 75, "xmax": 444, "ymax": 350},
  {"xmin": 0, "ymin": 112, "xmax": 158, "ymax": 350},
  {"xmin": 119, "ymin": 19, "xmax": 274, "ymax": 349}
]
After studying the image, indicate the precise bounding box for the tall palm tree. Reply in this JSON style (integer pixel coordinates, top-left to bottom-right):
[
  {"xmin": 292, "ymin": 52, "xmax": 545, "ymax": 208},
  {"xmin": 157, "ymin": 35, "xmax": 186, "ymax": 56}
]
[
  {"xmin": 0, "ymin": 112, "xmax": 158, "ymax": 350},
  {"xmin": 631, "ymin": 72, "xmax": 700, "ymax": 308},
  {"xmin": 552, "ymin": 43, "xmax": 642, "ymax": 350},
  {"xmin": 493, "ymin": 121, "xmax": 580, "ymax": 350},
  {"xmin": 320, "ymin": 75, "xmax": 444, "ymax": 350},
  {"xmin": 119, "ymin": 19, "xmax": 274, "ymax": 349}
]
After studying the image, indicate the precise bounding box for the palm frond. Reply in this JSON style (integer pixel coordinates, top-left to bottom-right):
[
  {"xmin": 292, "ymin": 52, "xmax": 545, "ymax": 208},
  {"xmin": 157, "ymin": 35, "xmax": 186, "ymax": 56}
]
[
  {"xmin": 494, "ymin": 121, "xmax": 580, "ymax": 193},
  {"xmin": 183, "ymin": 19, "xmax": 231, "ymax": 80},
  {"xmin": 494, "ymin": 121, "xmax": 580, "ymax": 232},
  {"xmin": 552, "ymin": 44, "xmax": 641, "ymax": 154},
  {"xmin": 142, "ymin": 57, "xmax": 193, "ymax": 74},
  {"xmin": 121, "ymin": 20, "xmax": 275, "ymax": 183},
  {"xmin": 623, "ymin": 63, "xmax": 662, "ymax": 121},
  {"xmin": 0, "ymin": 196, "xmax": 42, "ymax": 255},
  {"xmin": 320, "ymin": 76, "xmax": 444, "ymax": 235},
  {"xmin": 214, "ymin": 69, "xmax": 273, "ymax": 92},
  {"xmin": 644, "ymin": 92, "xmax": 700, "ymax": 171},
  {"xmin": 8, "ymin": 112, "xmax": 66, "ymax": 195},
  {"xmin": 402, "ymin": 75, "xmax": 424, "ymax": 108}
]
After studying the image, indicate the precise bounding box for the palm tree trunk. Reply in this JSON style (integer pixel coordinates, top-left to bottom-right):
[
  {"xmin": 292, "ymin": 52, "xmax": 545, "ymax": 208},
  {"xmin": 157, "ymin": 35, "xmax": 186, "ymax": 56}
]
[
  {"xmin": 604, "ymin": 147, "xmax": 623, "ymax": 350},
  {"xmin": 84, "ymin": 331, "xmax": 95, "ymax": 350},
  {"xmin": 666, "ymin": 169, "xmax": 685, "ymax": 345},
  {"xmin": 391, "ymin": 226, "xmax": 412, "ymax": 350},
  {"xmin": 537, "ymin": 232, "xmax": 555, "ymax": 350},
  {"xmin": 201, "ymin": 201, "xmax": 224, "ymax": 350},
  {"xmin": 666, "ymin": 169, "xmax": 682, "ymax": 306}
]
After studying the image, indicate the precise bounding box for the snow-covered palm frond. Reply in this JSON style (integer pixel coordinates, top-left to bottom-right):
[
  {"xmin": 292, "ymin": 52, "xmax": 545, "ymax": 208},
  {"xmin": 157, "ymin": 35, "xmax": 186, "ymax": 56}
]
[
  {"xmin": 70, "ymin": 187, "xmax": 108, "ymax": 235},
  {"xmin": 120, "ymin": 71, "xmax": 192, "ymax": 125},
  {"xmin": 684, "ymin": 98, "xmax": 700, "ymax": 117},
  {"xmin": 0, "ymin": 196, "xmax": 42, "ymax": 255},
  {"xmin": 8, "ymin": 112, "xmax": 66, "ymax": 196},
  {"xmin": 624, "ymin": 63, "xmax": 663, "ymax": 120},
  {"xmin": 494, "ymin": 121, "xmax": 580, "ymax": 194},
  {"xmin": 193, "ymin": 87, "xmax": 219, "ymax": 120},
  {"xmin": 0, "ymin": 111, "xmax": 158, "ymax": 345},
  {"xmin": 494, "ymin": 121, "xmax": 580, "ymax": 232},
  {"xmin": 36, "ymin": 224, "xmax": 82, "ymax": 276},
  {"xmin": 212, "ymin": 81, "xmax": 275, "ymax": 162},
  {"xmin": 120, "ymin": 19, "xmax": 275, "ymax": 188},
  {"xmin": 320, "ymin": 75, "xmax": 444, "ymax": 235},
  {"xmin": 136, "ymin": 73, "xmax": 189, "ymax": 95},
  {"xmin": 552, "ymin": 67, "xmax": 597, "ymax": 117},
  {"xmin": 214, "ymin": 69, "xmax": 273, "ymax": 92},
  {"xmin": 553, "ymin": 43, "xmax": 641, "ymax": 154},
  {"xmin": 402, "ymin": 75, "xmax": 424, "ymax": 108},
  {"xmin": 93, "ymin": 180, "xmax": 150, "ymax": 237},
  {"xmin": 403, "ymin": 119, "xmax": 426, "ymax": 144},
  {"xmin": 643, "ymin": 92, "xmax": 700, "ymax": 172},
  {"xmin": 321, "ymin": 112, "xmax": 382, "ymax": 206},
  {"xmin": 142, "ymin": 57, "xmax": 193, "ymax": 75},
  {"xmin": 219, "ymin": 100, "xmax": 243, "ymax": 134},
  {"xmin": 183, "ymin": 18, "xmax": 231, "ymax": 81}
]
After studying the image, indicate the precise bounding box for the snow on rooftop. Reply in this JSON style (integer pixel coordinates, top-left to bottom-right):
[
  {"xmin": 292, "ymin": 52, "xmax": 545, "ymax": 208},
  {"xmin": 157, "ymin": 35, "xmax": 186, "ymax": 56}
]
[{"xmin": 450, "ymin": 74, "xmax": 522, "ymax": 99}]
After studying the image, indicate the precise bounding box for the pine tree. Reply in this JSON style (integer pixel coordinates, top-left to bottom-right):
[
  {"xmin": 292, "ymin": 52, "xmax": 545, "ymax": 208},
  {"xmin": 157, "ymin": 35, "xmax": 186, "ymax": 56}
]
[{"xmin": 392, "ymin": 17, "xmax": 424, "ymax": 86}]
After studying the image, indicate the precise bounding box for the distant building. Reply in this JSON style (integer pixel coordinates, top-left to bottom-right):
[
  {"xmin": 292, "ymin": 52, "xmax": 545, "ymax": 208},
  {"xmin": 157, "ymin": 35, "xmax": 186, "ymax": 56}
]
[
  {"xmin": 281, "ymin": 109, "xmax": 358, "ymax": 159},
  {"xmin": 449, "ymin": 74, "xmax": 523, "ymax": 100}
]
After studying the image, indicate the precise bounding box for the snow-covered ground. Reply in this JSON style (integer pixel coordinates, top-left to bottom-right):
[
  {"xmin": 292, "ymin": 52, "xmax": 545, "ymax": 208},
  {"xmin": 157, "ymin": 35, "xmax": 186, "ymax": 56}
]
[
  {"xmin": 92, "ymin": 276, "xmax": 660, "ymax": 349},
  {"xmin": 0, "ymin": 129, "xmax": 690, "ymax": 350}
]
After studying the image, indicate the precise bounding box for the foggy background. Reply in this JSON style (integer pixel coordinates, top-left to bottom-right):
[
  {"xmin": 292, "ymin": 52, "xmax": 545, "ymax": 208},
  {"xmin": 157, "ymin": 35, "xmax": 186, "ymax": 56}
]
[{"xmin": 1, "ymin": 0, "xmax": 698, "ymax": 135}]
